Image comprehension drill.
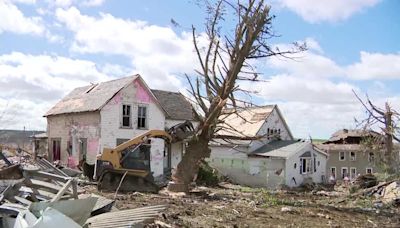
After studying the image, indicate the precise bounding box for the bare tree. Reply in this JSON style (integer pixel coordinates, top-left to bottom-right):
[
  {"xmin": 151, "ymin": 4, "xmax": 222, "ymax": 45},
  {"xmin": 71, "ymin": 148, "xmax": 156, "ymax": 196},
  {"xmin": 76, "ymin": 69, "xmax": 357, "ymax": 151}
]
[
  {"xmin": 169, "ymin": 0, "xmax": 305, "ymax": 191},
  {"xmin": 354, "ymin": 91, "xmax": 400, "ymax": 174}
]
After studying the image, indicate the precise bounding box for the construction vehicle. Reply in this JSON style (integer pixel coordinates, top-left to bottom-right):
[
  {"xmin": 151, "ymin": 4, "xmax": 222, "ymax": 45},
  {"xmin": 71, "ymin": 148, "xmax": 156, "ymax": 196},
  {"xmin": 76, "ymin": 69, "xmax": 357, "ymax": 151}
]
[{"xmin": 95, "ymin": 121, "xmax": 194, "ymax": 193}]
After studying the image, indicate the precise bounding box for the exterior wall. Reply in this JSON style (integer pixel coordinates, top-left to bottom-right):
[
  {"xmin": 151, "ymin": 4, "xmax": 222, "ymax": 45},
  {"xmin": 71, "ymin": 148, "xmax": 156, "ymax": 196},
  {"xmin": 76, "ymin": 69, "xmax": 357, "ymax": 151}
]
[
  {"xmin": 208, "ymin": 146, "xmax": 286, "ymax": 188},
  {"xmin": 326, "ymin": 150, "xmax": 380, "ymax": 180},
  {"xmin": 249, "ymin": 108, "xmax": 293, "ymax": 152},
  {"xmin": 46, "ymin": 112, "xmax": 101, "ymax": 166},
  {"xmin": 100, "ymin": 80, "xmax": 166, "ymax": 177},
  {"xmin": 285, "ymin": 143, "xmax": 327, "ymax": 187},
  {"xmin": 32, "ymin": 138, "xmax": 48, "ymax": 158}
]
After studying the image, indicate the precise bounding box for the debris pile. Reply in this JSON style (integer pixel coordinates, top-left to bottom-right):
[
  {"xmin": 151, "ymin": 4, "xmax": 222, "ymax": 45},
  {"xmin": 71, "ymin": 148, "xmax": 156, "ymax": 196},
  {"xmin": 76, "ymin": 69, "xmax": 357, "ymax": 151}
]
[{"xmin": 0, "ymin": 156, "xmax": 166, "ymax": 227}]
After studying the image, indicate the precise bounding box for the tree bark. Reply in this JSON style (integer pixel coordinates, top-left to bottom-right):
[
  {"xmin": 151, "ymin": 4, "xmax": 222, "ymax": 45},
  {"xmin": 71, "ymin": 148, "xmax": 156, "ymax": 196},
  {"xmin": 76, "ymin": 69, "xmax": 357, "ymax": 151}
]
[{"xmin": 172, "ymin": 136, "xmax": 211, "ymax": 186}]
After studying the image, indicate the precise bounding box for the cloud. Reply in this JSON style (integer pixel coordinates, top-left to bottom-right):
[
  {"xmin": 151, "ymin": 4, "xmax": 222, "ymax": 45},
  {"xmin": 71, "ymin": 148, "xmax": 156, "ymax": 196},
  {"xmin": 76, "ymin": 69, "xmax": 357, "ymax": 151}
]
[
  {"xmin": 250, "ymin": 75, "xmax": 359, "ymax": 104},
  {"xmin": 55, "ymin": 7, "xmax": 199, "ymax": 91},
  {"xmin": 347, "ymin": 52, "xmax": 400, "ymax": 80},
  {"xmin": 0, "ymin": 52, "xmax": 123, "ymax": 129},
  {"xmin": 275, "ymin": 0, "xmax": 381, "ymax": 23},
  {"xmin": 0, "ymin": 0, "xmax": 45, "ymax": 35},
  {"xmin": 45, "ymin": 0, "xmax": 106, "ymax": 8}
]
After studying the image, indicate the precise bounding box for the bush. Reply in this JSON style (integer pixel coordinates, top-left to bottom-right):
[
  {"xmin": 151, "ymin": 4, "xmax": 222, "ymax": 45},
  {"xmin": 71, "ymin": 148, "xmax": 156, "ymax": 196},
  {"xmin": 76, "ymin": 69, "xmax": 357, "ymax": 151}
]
[{"xmin": 196, "ymin": 162, "xmax": 221, "ymax": 186}]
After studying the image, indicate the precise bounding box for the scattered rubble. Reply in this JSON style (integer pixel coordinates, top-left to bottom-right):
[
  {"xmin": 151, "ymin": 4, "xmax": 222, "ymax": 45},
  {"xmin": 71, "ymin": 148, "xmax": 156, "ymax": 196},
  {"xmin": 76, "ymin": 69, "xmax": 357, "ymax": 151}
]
[{"xmin": 0, "ymin": 155, "xmax": 166, "ymax": 228}]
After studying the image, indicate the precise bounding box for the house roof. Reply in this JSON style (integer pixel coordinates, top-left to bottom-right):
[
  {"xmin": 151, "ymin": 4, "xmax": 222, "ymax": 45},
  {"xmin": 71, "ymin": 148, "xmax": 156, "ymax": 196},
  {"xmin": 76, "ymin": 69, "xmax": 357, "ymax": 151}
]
[
  {"xmin": 316, "ymin": 144, "xmax": 362, "ymax": 152},
  {"xmin": 216, "ymin": 105, "xmax": 293, "ymax": 140},
  {"xmin": 250, "ymin": 140, "xmax": 308, "ymax": 158},
  {"xmin": 44, "ymin": 75, "xmax": 193, "ymax": 120},
  {"xmin": 151, "ymin": 90, "xmax": 193, "ymax": 120},
  {"xmin": 217, "ymin": 105, "xmax": 275, "ymax": 138},
  {"xmin": 45, "ymin": 75, "xmax": 138, "ymax": 116},
  {"xmin": 31, "ymin": 132, "xmax": 47, "ymax": 138},
  {"xmin": 324, "ymin": 129, "xmax": 379, "ymax": 143}
]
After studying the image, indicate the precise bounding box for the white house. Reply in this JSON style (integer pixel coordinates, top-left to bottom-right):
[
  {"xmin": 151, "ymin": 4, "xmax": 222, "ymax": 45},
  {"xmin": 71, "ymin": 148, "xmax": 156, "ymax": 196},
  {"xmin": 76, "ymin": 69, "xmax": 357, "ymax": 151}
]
[
  {"xmin": 44, "ymin": 75, "xmax": 193, "ymax": 178},
  {"xmin": 208, "ymin": 105, "xmax": 327, "ymax": 188}
]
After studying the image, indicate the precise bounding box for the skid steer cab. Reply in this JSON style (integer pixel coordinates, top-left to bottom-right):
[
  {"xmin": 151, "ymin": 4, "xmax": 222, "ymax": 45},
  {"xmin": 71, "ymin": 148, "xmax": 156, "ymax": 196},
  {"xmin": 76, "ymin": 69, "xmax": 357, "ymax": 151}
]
[{"xmin": 95, "ymin": 123, "xmax": 195, "ymax": 193}]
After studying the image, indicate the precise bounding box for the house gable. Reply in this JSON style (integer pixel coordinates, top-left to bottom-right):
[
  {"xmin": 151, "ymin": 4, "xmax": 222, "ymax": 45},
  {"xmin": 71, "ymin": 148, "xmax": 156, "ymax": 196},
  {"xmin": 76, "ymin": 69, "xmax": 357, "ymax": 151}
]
[{"xmin": 248, "ymin": 106, "xmax": 294, "ymax": 152}]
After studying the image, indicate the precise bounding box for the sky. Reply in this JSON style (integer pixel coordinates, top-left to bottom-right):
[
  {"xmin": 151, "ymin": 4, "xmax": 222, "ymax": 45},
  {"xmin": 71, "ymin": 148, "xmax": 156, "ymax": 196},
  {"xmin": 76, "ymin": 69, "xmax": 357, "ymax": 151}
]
[{"xmin": 0, "ymin": 0, "xmax": 399, "ymax": 139}]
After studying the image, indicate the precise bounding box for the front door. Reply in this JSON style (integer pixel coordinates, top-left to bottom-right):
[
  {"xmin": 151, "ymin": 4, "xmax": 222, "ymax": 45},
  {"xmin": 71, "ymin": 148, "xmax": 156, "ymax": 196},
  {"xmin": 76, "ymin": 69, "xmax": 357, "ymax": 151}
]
[{"xmin": 52, "ymin": 139, "xmax": 61, "ymax": 161}]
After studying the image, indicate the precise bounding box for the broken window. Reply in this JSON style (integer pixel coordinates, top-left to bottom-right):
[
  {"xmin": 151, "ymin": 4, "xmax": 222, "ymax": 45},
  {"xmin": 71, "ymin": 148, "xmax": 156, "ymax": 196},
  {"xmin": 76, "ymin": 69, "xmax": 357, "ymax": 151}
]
[
  {"xmin": 339, "ymin": 151, "xmax": 345, "ymax": 161},
  {"xmin": 331, "ymin": 167, "xmax": 336, "ymax": 178},
  {"xmin": 366, "ymin": 167, "xmax": 373, "ymax": 174},
  {"xmin": 349, "ymin": 151, "xmax": 356, "ymax": 161},
  {"xmin": 137, "ymin": 106, "xmax": 147, "ymax": 129},
  {"xmin": 368, "ymin": 152, "xmax": 375, "ymax": 163},
  {"xmin": 341, "ymin": 167, "xmax": 348, "ymax": 179},
  {"xmin": 122, "ymin": 104, "xmax": 131, "ymax": 127},
  {"xmin": 350, "ymin": 167, "xmax": 357, "ymax": 179}
]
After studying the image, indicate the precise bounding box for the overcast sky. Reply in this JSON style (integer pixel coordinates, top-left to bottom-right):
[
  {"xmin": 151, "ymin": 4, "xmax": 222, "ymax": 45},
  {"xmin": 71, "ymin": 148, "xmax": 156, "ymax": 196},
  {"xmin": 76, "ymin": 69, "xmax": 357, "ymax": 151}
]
[{"xmin": 0, "ymin": 0, "xmax": 399, "ymax": 139}]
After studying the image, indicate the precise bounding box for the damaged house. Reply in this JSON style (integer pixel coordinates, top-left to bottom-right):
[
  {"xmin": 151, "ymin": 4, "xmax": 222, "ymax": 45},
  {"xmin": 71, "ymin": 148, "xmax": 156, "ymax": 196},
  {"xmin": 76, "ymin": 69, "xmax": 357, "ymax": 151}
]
[
  {"xmin": 208, "ymin": 106, "xmax": 327, "ymax": 188},
  {"xmin": 317, "ymin": 129, "xmax": 382, "ymax": 181},
  {"xmin": 44, "ymin": 75, "xmax": 193, "ymax": 179}
]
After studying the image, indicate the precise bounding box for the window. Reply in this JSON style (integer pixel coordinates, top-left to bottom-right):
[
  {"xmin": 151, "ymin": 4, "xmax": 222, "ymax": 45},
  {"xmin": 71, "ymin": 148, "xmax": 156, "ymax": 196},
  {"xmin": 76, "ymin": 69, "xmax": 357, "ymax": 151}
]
[
  {"xmin": 341, "ymin": 167, "xmax": 348, "ymax": 179},
  {"xmin": 350, "ymin": 167, "xmax": 357, "ymax": 180},
  {"xmin": 366, "ymin": 167, "xmax": 373, "ymax": 174},
  {"xmin": 267, "ymin": 128, "xmax": 270, "ymax": 139},
  {"xmin": 350, "ymin": 152, "xmax": 356, "ymax": 161},
  {"xmin": 339, "ymin": 151, "xmax": 345, "ymax": 161},
  {"xmin": 137, "ymin": 106, "xmax": 147, "ymax": 129},
  {"xmin": 122, "ymin": 105, "xmax": 131, "ymax": 127},
  {"xmin": 294, "ymin": 163, "xmax": 297, "ymax": 169},
  {"xmin": 300, "ymin": 158, "xmax": 312, "ymax": 174},
  {"xmin": 331, "ymin": 167, "xmax": 336, "ymax": 178},
  {"xmin": 368, "ymin": 152, "xmax": 375, "ymax": 163}
]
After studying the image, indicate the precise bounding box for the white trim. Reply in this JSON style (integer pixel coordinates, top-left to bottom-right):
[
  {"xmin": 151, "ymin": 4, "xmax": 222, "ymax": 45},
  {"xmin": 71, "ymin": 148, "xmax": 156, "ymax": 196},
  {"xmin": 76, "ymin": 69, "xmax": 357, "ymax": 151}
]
[
  {"xmin": 341, "ymin": 167, "xmax": 348, "ymax": 179},
  {"xmin": 350, "ymin": 167, "xmax": 357, "ymax": 180},
  {"xmin": 330, "ymin": 166, "xmax": 337, "ymax": 178},
  {"xmin": 339, "ymin": 151, "xmax": 345, "ymax": 161},
  {"xmin": 349, "ymin": 151, "xmax": 356, "ymax": 161},
  {"xmin": 366, "ymin": 167, "xmax": 373, "ymax": 174}
]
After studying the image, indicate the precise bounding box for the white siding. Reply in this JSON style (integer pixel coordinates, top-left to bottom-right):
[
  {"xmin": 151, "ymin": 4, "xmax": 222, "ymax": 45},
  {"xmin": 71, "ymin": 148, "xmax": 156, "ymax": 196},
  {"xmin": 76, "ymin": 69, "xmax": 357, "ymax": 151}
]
[
  {"xmin": 100, "ymin": 81, "xmax": 166, "ymax": 177},
  {"xmin": 285, "ymin": 143, "xmax": 327, "ymax": 187},
  {"xmin": 249, "ymin": 108, "xmax": 293, "ymax": 152}
]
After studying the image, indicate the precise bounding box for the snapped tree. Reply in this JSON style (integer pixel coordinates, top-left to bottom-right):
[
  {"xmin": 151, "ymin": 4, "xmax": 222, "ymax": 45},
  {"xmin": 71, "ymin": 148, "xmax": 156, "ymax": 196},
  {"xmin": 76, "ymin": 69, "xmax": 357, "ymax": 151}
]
[
  {"xmin": 169, "ymin": 0, "xmax": 305, "ymax": 191},
  {"xmin": 354, "ymin": 91, "xmax": 400, "ymax": 174}
]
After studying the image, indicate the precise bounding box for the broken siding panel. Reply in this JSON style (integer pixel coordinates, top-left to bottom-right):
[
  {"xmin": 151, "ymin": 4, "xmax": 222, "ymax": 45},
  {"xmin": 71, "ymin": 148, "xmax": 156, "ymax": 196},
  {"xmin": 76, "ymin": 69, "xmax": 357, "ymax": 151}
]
[
  {"xmin": 249, "ymin": 108, "xmax": 293, "ymax": 152},
  {"xmin": 47, "ymin": 112, "xmax": 101, "ymax": 165}
]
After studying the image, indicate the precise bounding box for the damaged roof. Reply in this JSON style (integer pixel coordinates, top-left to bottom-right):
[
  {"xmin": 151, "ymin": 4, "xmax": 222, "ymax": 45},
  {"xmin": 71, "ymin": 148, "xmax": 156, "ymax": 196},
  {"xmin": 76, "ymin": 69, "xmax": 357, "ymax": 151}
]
[
  {"xmin": 151, "ymin": 89, "xmax": 193, "ymax": 120},
  {"xmin": 324, "ymin": 129, "xmax": 380, "ymax": 144},
  {"xmin": 216, "ymin": 105, "xmax": 293, "ymax": 139},
  {"xmin": 45, "ymin": 75, "xmax": 138, "ymax": 116},
  {"xmin": 250, "ymin": 140, "xmax": 307, "ymax": 158},
  {"xmin": 45, "ymin": 75, "xmax": 193, "ymax": 120}
]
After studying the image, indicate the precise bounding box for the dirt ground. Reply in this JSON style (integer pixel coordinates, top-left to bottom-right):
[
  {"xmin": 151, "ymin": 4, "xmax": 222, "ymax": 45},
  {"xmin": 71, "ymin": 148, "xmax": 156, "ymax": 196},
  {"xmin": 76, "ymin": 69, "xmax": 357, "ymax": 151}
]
[{"xmin": 86, "ymin": 183, "xmax": 400, "ymax": 228}]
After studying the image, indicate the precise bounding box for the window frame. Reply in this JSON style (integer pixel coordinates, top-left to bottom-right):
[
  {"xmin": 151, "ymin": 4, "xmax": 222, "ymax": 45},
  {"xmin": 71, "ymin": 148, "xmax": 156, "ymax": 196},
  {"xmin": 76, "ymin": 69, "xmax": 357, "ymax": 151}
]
[
  {"xmin": 368, "ymin": 152, "xmax": 375, "ymax": 163},
  {"xmin": 137, "ymin": 105, "xmax": 148, "ymax": 129},
  {"xmin": 341, "ymin": 167, "xmax": 348, "ymax": 179},
  {"xmin": 121, "ymin": 104, "xmax": 132, "ymax": 128},
  {"xmin": 339, "ymin": 151, "xmax": 345, "ymax": 161},
  {"xmin": 349, "ymin": 151, "xmax": 356, "ymax": 161},
  {"xmin": 350, "ymin": 167, "xmax": 357, "ymax": 180},
  {"xmin": 366, "ymin": 167, "xmax": 373, "ymax": 174},
  {"xmin": 330, "ymin": 167, "xmax": 337, "ymax": 178}
]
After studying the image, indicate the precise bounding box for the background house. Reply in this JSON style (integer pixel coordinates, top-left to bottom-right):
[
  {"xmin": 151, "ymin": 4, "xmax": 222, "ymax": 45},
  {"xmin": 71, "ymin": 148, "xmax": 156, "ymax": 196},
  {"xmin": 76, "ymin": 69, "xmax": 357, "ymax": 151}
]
[
  {"xmin": 208, "ymin": 105, "xmax": 327, "ymax": 188},
  {"xmin": 44, "ymin": 75, "xmax": 193, "ymax": 178},
  {"xmin": 317, "ymin": 129, "xmax": 381, "ymax": 181}
]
